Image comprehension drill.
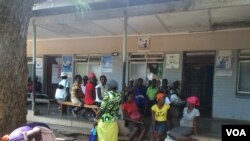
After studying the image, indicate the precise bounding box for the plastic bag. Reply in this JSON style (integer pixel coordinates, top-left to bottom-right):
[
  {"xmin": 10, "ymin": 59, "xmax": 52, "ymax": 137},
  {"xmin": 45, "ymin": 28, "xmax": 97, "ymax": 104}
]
[{"xmin": 89, "ymin": 128, "xmax": 97, "ymax": 141}]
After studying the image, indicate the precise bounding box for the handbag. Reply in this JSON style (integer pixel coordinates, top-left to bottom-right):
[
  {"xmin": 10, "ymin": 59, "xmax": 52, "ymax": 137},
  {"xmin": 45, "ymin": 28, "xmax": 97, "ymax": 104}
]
[{"xmin": 89, "ymin": 128, "xmax": 97, "ymax": 141}]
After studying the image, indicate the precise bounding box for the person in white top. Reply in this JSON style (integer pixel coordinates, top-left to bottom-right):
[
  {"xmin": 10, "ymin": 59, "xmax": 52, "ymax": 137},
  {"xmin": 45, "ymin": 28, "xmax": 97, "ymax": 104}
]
[
  {"xmin": 81, "ymin": 75, "xmax": 88, "ymax": 96},
  {"xmin": 168, "ymin": 96, "xmax": 200, "ymax": 141},
  {"xmin": 95, "ymin": 75, "xmax": 107, "ymax": 106},
  {"xmin": 55, "ymin": 72, "xmax": 70, "ymax": 101}
]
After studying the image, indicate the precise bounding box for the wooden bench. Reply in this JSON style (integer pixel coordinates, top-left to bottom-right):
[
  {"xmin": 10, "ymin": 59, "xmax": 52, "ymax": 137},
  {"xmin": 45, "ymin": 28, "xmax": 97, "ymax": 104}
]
[
  {"xmin": 27, "ymin": 93, "xmax": 52, "ymax": 114},
  {"xmin": 57, "ymin": 101, "xmax": 99, "ymax": 116}
]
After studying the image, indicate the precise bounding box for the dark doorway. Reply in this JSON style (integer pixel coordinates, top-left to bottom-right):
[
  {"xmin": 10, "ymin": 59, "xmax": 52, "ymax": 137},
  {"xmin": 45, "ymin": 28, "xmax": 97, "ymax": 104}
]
[
  {"xmin": 45, "ymin": 55, "xmax": 62, "ymax": 99},
  {"xmin": 182, "ymin": 51, "xmax": 215, "ymax": 118}
]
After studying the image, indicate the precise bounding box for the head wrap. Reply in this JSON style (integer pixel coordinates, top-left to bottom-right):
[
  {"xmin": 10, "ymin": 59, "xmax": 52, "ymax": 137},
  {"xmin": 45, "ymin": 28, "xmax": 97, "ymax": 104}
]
[
  {"xmin": 186, "ymin": 96, "xmax": 200, "ymax": 106},
  {"xmin": 156, "ymin": 93, "xmax": 165, "ymax": 101},
  {"xmin": 88, "ymin": 72, "xmax": 96, "ymax": 79}
]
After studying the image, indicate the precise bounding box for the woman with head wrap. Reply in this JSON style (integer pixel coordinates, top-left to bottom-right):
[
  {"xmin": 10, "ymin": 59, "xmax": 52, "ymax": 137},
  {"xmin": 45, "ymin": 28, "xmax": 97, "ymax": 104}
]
[
  {"xmin": 93, "ymin": 79, "xmax": 122, "ymax": 141},
  {"xmin": 151, "ymin": 93, "xmax": 171, "ymax": 141},
  {"xmin": 167, "ymin": 96, "xmax": 200, "ymax": 141}
]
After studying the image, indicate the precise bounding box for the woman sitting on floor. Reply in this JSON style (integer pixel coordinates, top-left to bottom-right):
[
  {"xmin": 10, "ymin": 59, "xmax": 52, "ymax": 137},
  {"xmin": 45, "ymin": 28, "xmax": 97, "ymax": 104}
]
[
  {"xmin": 167, "ymin": 96, "xmax": 200, "ymax": 141},
  {"xmin": 122, "ymin": 93, "xmax": 146, "ymax": 141}
]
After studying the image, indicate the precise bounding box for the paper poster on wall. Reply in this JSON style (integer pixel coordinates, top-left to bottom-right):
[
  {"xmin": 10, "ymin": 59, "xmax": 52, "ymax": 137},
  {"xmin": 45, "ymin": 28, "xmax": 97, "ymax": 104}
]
[
  {"xmin": 62, "ymin": 55, "xmax": 73, "ymax": 77},
  {"xmin": 215, "ymin": 56, "xmax": 232, "ymax": 76},
  {"xmin": 101, "ymin": 55, "xmax": 113, "ymax": 73},
  {"xmin": 36, "ymin": 58, "xmax": 43, "ymax": 70},
  {"xmin": 52, "ymin": 64, "xmax": 61, "ymax": 84},
  {"xmin": 138, "ymin": 36, "xmax": 150, "ymax": 50},
  {"xmin": 166, "ymin": 54, "xmax": 180, "ymax": 69}
]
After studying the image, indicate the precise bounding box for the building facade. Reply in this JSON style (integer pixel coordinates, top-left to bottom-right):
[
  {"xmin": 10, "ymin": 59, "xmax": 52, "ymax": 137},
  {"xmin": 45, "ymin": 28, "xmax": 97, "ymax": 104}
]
[{"xmin": 27, "ymin": 28, "xmax": 250, "ymax": 120}]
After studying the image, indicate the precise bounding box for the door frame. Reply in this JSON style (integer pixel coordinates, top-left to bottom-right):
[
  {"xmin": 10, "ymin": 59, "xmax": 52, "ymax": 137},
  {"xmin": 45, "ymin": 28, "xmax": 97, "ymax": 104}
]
[{"xmin": 182, "ymin": 51, "xmax": 216, "ymax": 118}]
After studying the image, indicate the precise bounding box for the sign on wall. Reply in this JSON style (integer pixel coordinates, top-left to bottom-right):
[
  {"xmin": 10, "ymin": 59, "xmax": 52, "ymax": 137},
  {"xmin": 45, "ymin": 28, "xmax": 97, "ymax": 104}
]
[
  {"xmin": 101, "ymin": 55, "xmax": 113, "ymax": 73},
  {"xmin": 51, "ymin": 64, "xmax": 61, "ymax": 84},
  {"xmin": 166, "ymin": 54, "xmax": 180, "ymax": 69},
  {"xmin": 62, "ymin": 55, "xmax": 73, "ymax": 77},
  {"xmin": 215, "ymin": 50, "xmax": 232, "ymax": 76},
  {"xmin": 138, "ymin": 36, "xmax": 150, "ymax": 50},
  {"xmin": 36, "ymin": 58, "xmax": 43, "ymax": 70}
]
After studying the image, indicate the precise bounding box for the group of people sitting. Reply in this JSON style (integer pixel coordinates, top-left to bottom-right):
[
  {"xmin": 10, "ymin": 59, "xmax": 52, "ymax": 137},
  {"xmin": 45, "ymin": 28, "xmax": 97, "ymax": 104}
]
[
  {"xmin": 121, "ymin": 92, "xmax": 200, "ymax": 141},
  {"xmin": 121, "ymin": 77, "xmax": 200, "ymax": 141},
  {"xmin": 55, "ymin": 72, "xmax": 109, "ymax": 118},
  {"xmin": 54, "ymin": 72, "xmax": 200, "ymax": 141}
]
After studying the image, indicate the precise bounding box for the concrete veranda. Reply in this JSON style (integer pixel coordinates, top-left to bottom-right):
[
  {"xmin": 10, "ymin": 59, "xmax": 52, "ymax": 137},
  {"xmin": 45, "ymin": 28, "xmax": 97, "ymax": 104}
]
[{"xmin": 27, "ymin": 102, "xmax": 250, "ymax": 141}]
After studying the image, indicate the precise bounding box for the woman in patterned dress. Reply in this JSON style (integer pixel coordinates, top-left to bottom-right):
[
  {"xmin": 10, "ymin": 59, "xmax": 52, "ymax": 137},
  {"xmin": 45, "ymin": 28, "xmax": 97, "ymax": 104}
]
[{"xmin": 93, "ymin": 79, "xmax": 122, "ymax": 141}]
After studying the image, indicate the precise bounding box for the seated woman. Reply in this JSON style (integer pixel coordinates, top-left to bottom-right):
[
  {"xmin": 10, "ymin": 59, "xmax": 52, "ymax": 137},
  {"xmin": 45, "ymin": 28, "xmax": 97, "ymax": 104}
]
[
  {"xmin": 167, "ymin": 96, "xmax": 200, "ymax": 141},
  {"xmin": 55, "ymin": 72, "xmax": 70, "ymax": 101},
  {"xmin": 122, "ymin": 93, "xmax": 146, "ymax": 141},
  {"xmin": 71, "ymin": 75, "xmax": 84, "ymax": 117},
  {"xmin": 151, "ymin": 93, "xmax": 171, "ymax": 141}
]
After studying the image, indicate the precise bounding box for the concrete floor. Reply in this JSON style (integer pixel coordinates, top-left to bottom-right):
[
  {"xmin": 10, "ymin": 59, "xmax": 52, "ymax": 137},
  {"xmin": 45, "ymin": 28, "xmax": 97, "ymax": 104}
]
[{"xmin": 27, "ymin": 102, "xmax": 250, "ymax": 141}]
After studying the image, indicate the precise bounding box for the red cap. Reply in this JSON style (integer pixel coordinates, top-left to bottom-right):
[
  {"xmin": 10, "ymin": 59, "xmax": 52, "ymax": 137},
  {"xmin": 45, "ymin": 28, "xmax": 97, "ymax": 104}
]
[{"xmin": 88, "ymin": 72, "xmax": 96, "ymax": 78}]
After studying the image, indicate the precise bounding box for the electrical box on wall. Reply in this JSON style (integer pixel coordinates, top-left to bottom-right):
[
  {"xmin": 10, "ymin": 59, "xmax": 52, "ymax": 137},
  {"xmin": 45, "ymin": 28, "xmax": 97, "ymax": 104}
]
[{"xmin": 111, "ymin": 52, "xmax": 119, "ymax": 56}]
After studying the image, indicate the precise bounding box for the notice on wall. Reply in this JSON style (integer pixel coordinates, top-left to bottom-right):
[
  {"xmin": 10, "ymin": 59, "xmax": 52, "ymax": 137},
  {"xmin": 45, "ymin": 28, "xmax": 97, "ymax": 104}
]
[
  {"xmin": 36, "ymin": 58, "xmax": 43, "ymax": 70},
  {"xmin": 62, "ymin": 55, "xmax": 73, "ymax": 77},
  {"xmin": 101, "ymin": 55, "xmax": 113, "ymax": 73},
  {"xmin": 215, "ymin": 50, "xmax": 232, "ymax": 76},
  {"xmin": 138, "ymin": 36, "xmax": 150, "ymax": 51},
  {"xmin": 52, "ymin": 64, "xmax": 61, "ymax": 84},
  {"xmin": 166, "ymin": 54, "xmax": 180, "ymax": 69}
]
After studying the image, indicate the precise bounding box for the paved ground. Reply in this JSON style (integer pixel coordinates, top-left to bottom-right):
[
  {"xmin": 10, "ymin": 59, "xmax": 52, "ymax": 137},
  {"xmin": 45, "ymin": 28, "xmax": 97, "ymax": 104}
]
[
  {"xmin": 49, "ymin": 124, "xmax": 89, "ymax": 141},
  {"xmin": 49, "ymin": 123, "xmax": 221, "ymax": 141},
  {"xmin": 28, "ymin": 102, "xmax": 250, "ymax": 141}
]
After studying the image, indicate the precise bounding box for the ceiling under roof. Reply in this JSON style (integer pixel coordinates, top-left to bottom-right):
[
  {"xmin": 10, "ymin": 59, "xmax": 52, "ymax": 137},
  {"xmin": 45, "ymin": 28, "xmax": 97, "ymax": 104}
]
[{"xmin": 28, "ymin": 0, "xmax": 250, "ymax": 40}]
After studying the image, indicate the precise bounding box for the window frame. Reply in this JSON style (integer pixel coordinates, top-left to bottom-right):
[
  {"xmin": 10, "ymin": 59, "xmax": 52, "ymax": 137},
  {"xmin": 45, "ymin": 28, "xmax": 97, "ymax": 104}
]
[{"xmin": 237, "ymin": 50, "xmax": 250, "ymax": 96}]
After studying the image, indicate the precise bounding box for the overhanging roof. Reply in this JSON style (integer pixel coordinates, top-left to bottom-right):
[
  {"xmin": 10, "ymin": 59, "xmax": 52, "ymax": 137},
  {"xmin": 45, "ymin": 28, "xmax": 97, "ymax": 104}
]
[{"xmin": 28, "ymin": 0, "xmax": 250, "ymax": 40}]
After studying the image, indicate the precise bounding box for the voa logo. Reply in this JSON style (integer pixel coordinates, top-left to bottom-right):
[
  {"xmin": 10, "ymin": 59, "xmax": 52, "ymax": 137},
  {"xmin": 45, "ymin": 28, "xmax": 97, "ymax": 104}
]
[{"xmin": 226, "ymin": 129, "xmax": 246, "ymax": 136}]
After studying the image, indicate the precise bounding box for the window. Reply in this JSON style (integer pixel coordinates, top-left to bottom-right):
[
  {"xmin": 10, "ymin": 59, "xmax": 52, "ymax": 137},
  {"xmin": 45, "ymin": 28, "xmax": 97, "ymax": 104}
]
[
  {"xmin": 74, "ymin": 54, "xmax": 101, "ymax": 79},
  {"xmin": 129, "ymin": 52, "xmax": 164, "ymax": 82},
  {"xmin": 237, "ymin": 50, "xmax": 250, "ymax": 95}
]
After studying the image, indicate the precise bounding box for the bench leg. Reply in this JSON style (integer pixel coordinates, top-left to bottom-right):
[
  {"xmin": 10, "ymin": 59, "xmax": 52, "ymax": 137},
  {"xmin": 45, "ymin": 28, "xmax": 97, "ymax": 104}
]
[
  {"xmin": 48, "ymin": 102, "xmax": 50, "ymax": 115},
  {"xmin": 60, "ymin": 104, "xmax": 63, "ymax": 116}
]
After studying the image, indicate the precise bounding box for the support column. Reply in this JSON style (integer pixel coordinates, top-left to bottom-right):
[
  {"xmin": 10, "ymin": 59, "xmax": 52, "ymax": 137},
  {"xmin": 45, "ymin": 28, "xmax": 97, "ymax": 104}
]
[
  {"xmin": 122, "ymin": 9, "xmax": 127, "ymax": 93},
  {"xmin": 32, "ymin": 21, "xmax": 36, "ymax": 112}
]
